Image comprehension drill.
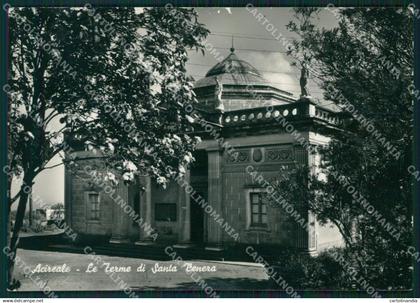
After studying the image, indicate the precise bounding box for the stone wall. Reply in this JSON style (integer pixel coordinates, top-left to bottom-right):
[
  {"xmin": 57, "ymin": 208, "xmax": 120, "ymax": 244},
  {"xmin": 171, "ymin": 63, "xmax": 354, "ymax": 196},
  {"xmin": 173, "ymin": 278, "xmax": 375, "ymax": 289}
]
[
  {"xmin": 65, "ymin": 151, "xmax": 114, "ymax": 239},
  {"xmin": 220, "ymin": 144, "xmax": 310, "ymax": 248}
]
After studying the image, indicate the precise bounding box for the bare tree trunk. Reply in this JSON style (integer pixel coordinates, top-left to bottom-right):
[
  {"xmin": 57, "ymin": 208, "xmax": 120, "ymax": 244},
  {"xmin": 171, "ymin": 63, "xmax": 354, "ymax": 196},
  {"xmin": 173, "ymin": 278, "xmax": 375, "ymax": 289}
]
[
  {"xmin": 7, "ymin": 173, "xmax": 13, "ymax": 214},
  {"xmin": 7, "ymin": 175, "xmax": 33, "ymax": 289},
  {"xmin": 28, "ymin": 193, "xmax": 33, "ymax": 227}
]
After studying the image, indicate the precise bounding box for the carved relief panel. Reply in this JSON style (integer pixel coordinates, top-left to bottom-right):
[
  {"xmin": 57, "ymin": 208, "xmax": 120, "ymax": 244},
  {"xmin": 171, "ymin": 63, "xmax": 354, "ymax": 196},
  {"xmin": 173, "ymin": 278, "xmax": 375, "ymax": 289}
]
[
  {"xmin": 265, "ymin": 148, "xmax": 294, "ymax": 162},
  {"xmin": 224, "ymin": 146, "xmax": 296, "ymax": 164}
]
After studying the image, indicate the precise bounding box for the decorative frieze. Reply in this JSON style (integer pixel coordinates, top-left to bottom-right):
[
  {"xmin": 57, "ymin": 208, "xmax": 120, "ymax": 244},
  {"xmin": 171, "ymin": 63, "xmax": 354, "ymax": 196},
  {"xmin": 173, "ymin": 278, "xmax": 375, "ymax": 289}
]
[
  {"xmin": 224, "ymin": 147, "xmax": 296, "ymax": 164},
  {"xmin": 266, "ymin": 148, "xmax": 293, "ymax": 162},
  {"xmin": 226, "ymin": 150, "xmax": 250, "ymax": 163}
]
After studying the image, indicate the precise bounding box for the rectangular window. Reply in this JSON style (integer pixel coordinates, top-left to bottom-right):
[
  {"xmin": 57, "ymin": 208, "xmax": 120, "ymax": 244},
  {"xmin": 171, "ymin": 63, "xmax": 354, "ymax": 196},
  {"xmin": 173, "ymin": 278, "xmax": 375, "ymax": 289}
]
[
  {"xmin": 155, "ymin": 203, "xmax": 177, "ymax": 222},
  {"xmin": 250, "ymin": 192, "xmax": 268, "ymax": 227},
  {"xmin": 130, "ymin": 179, "xmax": 140, "ymax": 226},
  {"xmin": 87, "ymin": 192, "xmax": 100, "ymax": 220}
]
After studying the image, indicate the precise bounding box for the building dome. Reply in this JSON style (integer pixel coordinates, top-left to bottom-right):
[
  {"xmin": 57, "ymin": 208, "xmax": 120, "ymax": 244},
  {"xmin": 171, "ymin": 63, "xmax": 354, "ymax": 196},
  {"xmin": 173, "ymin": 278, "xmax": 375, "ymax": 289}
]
[
  {"xmin": 194, "ymin": 49, "xmax": 268, "ymax": 89},
  {"xmin": 193, "ymin": 48, "xmax": 296, "ymax": 112},
  {"xmin": 205, "ymin": 51, "xmax": 262, "ymax": 78}
]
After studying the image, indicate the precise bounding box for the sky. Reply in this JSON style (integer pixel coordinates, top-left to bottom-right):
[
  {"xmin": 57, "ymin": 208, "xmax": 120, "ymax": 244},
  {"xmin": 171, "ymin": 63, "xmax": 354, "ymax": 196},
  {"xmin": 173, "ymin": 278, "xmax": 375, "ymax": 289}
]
[
  {"xmin": 11, "ymin": 7, "xmax": 338, "ymax": 209},
  {"xmin": 186, "ymin": 7, "xmax": 337, "ymax": 96}
]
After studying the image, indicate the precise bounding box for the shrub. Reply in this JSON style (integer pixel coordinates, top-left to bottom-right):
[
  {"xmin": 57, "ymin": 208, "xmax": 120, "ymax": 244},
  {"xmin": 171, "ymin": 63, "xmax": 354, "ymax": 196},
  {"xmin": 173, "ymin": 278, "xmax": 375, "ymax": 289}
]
[{"xmin": 269, "ymin": 248, "xmax": 348, "ymax": 290}]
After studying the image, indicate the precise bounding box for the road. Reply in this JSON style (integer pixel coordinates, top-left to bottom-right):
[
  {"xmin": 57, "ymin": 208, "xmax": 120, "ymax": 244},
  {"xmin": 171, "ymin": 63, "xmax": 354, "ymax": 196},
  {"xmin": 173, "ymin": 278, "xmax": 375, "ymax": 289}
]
[{"xmin": 13, "ymin": 249, "xmax": 271, "ymax": 292}]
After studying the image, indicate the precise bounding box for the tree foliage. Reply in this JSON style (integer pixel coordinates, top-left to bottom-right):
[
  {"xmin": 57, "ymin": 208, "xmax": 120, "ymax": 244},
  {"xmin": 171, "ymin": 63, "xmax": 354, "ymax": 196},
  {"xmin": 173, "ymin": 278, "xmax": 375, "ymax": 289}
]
[
  {"xmin": 6, "ymin": 6, "xmax": 209, "ymax": 288},
  {"xmin": 8, "ymin": 7, "xmax": 209, "ymax": 188},
  {"xmin": 275, "ymin": 7, "xmax": 414, "ymax": 289}
]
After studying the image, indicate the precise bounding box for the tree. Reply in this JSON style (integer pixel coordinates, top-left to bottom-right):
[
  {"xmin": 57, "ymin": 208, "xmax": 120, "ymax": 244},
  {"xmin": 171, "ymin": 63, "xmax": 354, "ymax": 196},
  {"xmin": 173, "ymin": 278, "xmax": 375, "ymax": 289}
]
[
  {"xmin": 50, "ymin": 203, "xmax": 64, "ymax": 210},
  {"xmin": 275, "ymin": 7, "xmax": 413, "ymax": 289},
  {"xmin": 6, "ymin": 6, "xmax": 209, "ymax": 289}
]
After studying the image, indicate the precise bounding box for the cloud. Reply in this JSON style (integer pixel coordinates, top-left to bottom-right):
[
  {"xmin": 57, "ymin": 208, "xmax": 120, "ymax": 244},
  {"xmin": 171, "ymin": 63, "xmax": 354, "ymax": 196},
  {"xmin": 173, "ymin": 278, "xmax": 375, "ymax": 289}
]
[
  {"xmin": 215, "ymin": 8, "xmax": 232, "ymax": 15},
  {"xmin": 239, "ymin": 51, "xmax": 300, "ymax": 95}
]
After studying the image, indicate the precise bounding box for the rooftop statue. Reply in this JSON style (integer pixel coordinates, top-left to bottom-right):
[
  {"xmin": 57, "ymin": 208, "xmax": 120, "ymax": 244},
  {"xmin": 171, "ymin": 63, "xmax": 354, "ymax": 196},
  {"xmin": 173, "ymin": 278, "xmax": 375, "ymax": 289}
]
[
  {"xmin": 299, "ymin": 61, "xmax": 310, "ymax": 98},
  {"xmin": 214, "ymin": 77, "xmax": 225, "ymax": 113}
]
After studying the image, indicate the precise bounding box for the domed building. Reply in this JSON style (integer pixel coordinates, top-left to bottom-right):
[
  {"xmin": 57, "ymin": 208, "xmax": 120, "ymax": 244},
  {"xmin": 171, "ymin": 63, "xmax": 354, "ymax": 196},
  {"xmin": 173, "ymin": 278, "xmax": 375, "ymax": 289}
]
[
  {"xmin": 64, "ymin": 50, "xmax": 344, "ymax": 257},
  {"xmin": 193, "ymin": 48, "xmax": 295, "ymax": 112}
]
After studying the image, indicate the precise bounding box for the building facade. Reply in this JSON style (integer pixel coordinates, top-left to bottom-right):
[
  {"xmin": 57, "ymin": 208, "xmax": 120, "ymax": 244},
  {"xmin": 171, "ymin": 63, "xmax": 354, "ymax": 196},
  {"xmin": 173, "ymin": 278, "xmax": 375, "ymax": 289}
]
[{"xmin": 64, "ymin": 49, "xmax": 344, "ymax": 255}]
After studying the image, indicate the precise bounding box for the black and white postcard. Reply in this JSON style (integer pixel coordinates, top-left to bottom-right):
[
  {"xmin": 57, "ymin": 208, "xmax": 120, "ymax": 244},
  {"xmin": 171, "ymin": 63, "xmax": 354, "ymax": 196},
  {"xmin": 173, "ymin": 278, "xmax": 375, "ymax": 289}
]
[{"xmin": 0, "ymin": 3, "xmax": 418, "ymax": 302}]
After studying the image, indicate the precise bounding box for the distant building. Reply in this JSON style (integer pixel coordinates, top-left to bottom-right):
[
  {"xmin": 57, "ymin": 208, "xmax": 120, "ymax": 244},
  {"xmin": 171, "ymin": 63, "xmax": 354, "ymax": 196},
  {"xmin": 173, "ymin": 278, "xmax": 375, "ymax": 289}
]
[
  {"xmin": 46, "ymin": 208, "xmax": 65, "ymax": 223},
  {"xmin": 65, "ymin": 49, "xmax": 344, "ymax": 255},
  {"xmin": 34, "ymin": 208, "xmax": 64, "ymax": 225},
  {"xmin": 35, "ymin": 209, "xmax": 46, "ymax": 221}
]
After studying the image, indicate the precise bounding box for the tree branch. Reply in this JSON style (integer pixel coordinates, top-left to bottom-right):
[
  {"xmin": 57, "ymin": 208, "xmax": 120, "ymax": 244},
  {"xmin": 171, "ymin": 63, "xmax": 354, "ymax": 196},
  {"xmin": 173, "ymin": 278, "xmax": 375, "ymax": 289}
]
[{"xmin": 41, "ymin": 162, "xmax": 64, "ymax": 170}]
